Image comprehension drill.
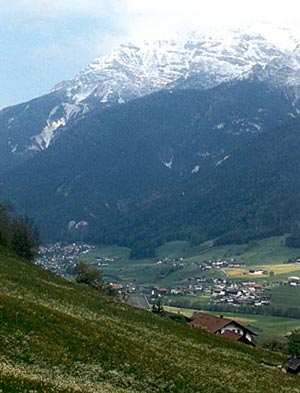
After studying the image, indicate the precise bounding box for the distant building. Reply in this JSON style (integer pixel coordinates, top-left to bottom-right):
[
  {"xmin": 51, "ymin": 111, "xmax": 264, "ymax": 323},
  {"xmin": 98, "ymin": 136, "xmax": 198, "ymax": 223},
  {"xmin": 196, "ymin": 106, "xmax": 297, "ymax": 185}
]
[
  {"xmin": 288, "ymin": 276, "xmax": 300, "ymax": 286},
  {"xmin": 248, "ymin": 269, "xmax": 268, "ymax": 275},
  {"xmin": 152, "ymin": 287, "xmax": 169, "ymax": 297},
  {"xmin": 189, "ymin": 312, "xmax": 256, "ymax": 346},
  {"xmin": 109, "ymin": 282, "xmax": 123, "ymax": 290}
]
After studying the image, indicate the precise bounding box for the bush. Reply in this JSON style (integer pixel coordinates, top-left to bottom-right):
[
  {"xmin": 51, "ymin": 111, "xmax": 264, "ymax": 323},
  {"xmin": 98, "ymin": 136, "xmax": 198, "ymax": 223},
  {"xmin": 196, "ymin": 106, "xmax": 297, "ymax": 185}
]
[
  {"xmin": 11, "ymin": 217, "xmax": 39, "ymax": 261},
  {"xmin": 75, "ymin": 261, "xmax": 102, "ymax": 288},
  {"xmin": 288, "ymin": 330, "xmax": 300, "ymax": 355}
]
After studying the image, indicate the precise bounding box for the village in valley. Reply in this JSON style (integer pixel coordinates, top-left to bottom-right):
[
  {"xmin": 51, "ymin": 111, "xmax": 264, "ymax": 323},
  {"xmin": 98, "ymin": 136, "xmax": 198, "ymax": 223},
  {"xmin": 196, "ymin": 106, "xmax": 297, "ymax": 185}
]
[
  {"xmin": 36, "ymin": 242, "xmax": 107, "ymax": 276},
  {"xmin": 34, "ymin": 240, "xmax": 300, "ymax": 356},
  {"xmin": 36, "ymin": 242, "xmax": 300, "ymax": 310}
]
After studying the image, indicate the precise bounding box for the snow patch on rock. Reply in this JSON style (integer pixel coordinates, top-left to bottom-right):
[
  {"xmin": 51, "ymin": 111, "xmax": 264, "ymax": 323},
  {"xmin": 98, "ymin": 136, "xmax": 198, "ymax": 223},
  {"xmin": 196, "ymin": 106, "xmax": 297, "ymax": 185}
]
[
  {"xmin": 30, "ymin": 117, "xmax": 66, "ymax": 151},
  {"xmin": 216, "ymin": 155, "xmax": 230, "ymax": 166}
]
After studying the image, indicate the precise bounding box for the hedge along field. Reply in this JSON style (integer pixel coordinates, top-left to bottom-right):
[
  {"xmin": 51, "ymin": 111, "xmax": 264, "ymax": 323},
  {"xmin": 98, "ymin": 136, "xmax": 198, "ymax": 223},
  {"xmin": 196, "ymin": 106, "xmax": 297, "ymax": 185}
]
[{"xmin": 1, "ymin": 250, "xmax": 300, "ymax": 393}]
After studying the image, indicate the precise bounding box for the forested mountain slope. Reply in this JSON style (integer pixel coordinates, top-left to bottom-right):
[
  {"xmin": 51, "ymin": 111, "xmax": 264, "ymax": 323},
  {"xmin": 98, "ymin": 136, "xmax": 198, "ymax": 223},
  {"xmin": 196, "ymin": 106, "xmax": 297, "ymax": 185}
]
[
  {"xmin": 1, "ymin": 80, "xmax": 298, "ymax": 250},
  {"xmin": 102, "ymin": 107, "xmax": 300, "ymax": 256}
]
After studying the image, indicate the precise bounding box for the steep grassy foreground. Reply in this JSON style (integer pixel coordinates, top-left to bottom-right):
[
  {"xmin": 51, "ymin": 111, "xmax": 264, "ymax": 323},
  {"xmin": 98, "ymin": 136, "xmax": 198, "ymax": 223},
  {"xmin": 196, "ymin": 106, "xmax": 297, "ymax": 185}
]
[{"xmin": 1, "ymin": 251, "xmax": 300, "ymax": 393}]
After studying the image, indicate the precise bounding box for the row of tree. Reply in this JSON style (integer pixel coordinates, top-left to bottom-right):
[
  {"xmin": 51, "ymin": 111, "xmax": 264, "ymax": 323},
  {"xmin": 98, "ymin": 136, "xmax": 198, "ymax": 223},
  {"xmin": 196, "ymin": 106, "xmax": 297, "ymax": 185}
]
[
  {"xmin": 168, "ymin": 298, "xmax": 300, "ymax": 320},
  {"xmin": 0, "ymin": 203, "xmax": 39, "ymax": 261}
]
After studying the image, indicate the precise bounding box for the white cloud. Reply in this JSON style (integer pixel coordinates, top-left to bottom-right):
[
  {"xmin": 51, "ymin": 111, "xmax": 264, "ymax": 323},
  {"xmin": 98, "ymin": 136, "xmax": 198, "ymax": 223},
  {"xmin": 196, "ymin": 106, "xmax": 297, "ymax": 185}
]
[
  {"xmin": 2, "ymin": 0, "xmax": 300, "ymax": 109},
  {"xmin": 119, "ymin": 0, "xmax": 300, "ymax": 39},
  {"xmin": 2, "ymin": 0, "xmax": 300, "ymax": 40},
  {"xmin": 1, "ymin": 0, "xmax": 299, "ymax": 26}
]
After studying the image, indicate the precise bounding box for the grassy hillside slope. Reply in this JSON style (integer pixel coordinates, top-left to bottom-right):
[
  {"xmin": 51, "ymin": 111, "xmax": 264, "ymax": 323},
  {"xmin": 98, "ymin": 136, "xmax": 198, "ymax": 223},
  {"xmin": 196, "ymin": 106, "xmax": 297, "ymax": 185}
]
[{"xmin": 1, "ymin": 250, "xmax": 300, "ymax": 393}]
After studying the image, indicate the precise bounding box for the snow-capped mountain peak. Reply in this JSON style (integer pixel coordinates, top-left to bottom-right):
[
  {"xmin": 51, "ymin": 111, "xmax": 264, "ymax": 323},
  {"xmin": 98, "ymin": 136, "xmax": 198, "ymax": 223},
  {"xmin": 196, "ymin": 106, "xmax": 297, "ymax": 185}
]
[
  {"xmin": 54, "ymin": 25, "xmax": 300, "ymax": 107},
  {"xmin": 2, "ymin": 25, "xmax": 300, "ymax": 156}
]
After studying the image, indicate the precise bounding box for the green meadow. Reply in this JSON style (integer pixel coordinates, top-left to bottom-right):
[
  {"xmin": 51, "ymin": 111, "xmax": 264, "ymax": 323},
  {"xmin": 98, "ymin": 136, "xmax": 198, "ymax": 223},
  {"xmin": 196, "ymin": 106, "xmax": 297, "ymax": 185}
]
[
  {"xmin": 86, "ymin": 236, "xmax": 300, "ymax": 286},
  {"xmin": 185, "ymin": 236, "xmax": 300, "ymax": 265},
  {"xmin": 2, "ymin": 249, "xmax": 300, "ymax": 392}
]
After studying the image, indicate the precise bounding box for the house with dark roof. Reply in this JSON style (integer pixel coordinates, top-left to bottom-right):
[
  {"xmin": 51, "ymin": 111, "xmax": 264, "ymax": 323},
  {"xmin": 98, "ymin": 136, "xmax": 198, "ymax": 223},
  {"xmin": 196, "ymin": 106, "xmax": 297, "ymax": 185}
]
[{"xmin": 189, "ymin": 312, "xmax": 257, "ymax": 346}]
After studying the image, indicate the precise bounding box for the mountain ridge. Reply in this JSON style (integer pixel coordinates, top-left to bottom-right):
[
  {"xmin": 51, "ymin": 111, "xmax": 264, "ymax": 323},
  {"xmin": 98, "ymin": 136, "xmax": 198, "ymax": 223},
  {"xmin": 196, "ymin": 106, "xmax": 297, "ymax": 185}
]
[{"xmin": 2, "ymin": 25, "xmax": 300, "ymax": 165}]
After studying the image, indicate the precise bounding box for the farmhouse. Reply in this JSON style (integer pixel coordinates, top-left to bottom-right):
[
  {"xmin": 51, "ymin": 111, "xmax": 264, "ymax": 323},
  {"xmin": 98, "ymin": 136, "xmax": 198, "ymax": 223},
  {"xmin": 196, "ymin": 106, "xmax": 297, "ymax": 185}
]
[
  {"xmin": 189, "ymin": 312, "xmax": 256, "ymax": 346},
  {"xmin": 248, "ymin": 269, "xmax": 268, "ymax": 275}
]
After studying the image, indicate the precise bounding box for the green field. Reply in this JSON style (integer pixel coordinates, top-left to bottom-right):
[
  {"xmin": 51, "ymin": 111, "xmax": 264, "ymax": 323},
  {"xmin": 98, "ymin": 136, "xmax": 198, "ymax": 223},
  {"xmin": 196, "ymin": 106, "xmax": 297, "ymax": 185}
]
[
  {"xmin": 156, "ymin": 241, "xmax": 191, "ymax": 258},
  {"xmin": 165, "ymin": 306, "xmax": 300, "ymax": 343},
  {"xmin": 81, "ymin": 237, "xmax": 300, "ymax": 288},
  {"xmin": 185, "ymin": 236, "xmax": 300, "ymax": 265},
  {"xmin": 225, "ymin": 263, "xmax": 300, "ymax": 281},
  {"xmin": 166, "ymin": 292, "xmax": 212, "ymax": 308},
  {"xmin": 80, "ymin": 238, "xmax": 300, "ymax": 329},
  {"xmin": 80, "ymin": 244, "xmax": 224, "ymax": 286},
  {"xmin": 3, "ymin": 250, "xmax": 300, "ymax": 392},
  {"xmin": 83, "ymin": 245, "xmax": 132, "ymax": 260},
  {"xmin": 271, "ymin": 286, "xmax": 300, "ymax": 309}
]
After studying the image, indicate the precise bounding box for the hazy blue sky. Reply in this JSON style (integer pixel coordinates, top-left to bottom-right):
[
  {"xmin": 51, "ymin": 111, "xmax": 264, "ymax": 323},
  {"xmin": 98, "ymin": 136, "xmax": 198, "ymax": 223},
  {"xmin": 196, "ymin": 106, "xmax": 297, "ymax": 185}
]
[{"xmin": 1, "ymin": 0, "xmax": 300, "ymax": 109}]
